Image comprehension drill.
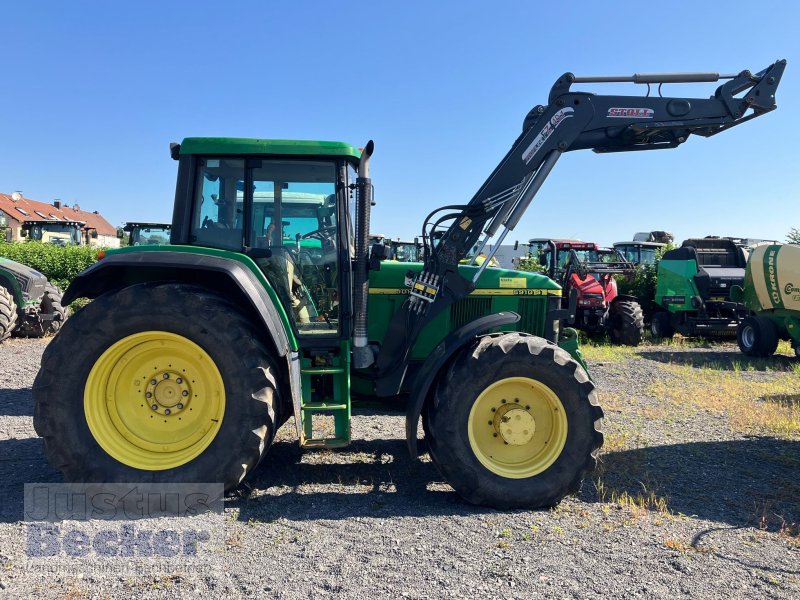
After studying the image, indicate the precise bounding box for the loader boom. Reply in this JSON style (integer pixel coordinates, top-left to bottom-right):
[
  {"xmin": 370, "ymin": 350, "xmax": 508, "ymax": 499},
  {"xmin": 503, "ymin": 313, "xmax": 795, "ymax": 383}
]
[{"xmin": 373, "ymin": 60, "xmax": 786, "ymax": 393}]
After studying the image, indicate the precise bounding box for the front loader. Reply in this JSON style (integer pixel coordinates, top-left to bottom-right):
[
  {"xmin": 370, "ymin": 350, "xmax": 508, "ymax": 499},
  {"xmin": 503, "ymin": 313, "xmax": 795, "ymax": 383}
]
[{"xmin": 34, "ymin": 60, "xmax": 785, "ymax": 509}]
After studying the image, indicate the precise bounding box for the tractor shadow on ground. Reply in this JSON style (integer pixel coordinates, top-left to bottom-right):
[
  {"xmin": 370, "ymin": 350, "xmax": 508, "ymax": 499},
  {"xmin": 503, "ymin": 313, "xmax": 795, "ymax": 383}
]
[
  {"xmin": 0, "ymin": 437, "xmax": 61, "ymax": 523},
  {"xmin": 232, "ymin": 434, "xmax": 494, "ymax": 522},
  {"xmin": 0, "ymin": 388, "xmax": 35, "ymax": 417},
  {"xmin": 587, "ymin": 436, "xmax": 800, "ymax": 532},
  {"xmin": 639, "ymin": 350, "xmax": 798, "ymax": 372}
]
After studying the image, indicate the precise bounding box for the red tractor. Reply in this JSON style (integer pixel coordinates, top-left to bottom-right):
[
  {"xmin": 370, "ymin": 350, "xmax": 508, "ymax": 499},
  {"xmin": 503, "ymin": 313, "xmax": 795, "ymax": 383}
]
[{"xmin": 529, "ymin": 239, "xmax": 644, "ymax": 345}]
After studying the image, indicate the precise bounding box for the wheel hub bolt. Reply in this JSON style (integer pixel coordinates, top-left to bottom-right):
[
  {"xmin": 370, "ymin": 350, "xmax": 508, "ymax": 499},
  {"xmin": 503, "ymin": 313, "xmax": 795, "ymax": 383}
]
[
  {"xmin": 177, "ymin": 403, "xmax": 184, "ymax": 410},
  {"xmin": 164, "ymin": 409, "xmax": 171, "ymax": 415},
  {"xmin": 150, "ymin": 379, "xmax": 157, "ymax": 386},
  {"xmin": 163, "ymin": 373, "xmax": 170, "ymax": 379},
  {"xmin": 145, "ymin": 392, "xmax": 152, "ymax": 399},
  {"xmin": 176, "ymin": 377, "xmax": 183, "ymax": 384},
  {"xmin": 151, "ymin": 404, "xmax": 158, "ymax": 411},
  {"xmin": 182, "ymin": 390, "xmax": 189, "ymax": 397}
]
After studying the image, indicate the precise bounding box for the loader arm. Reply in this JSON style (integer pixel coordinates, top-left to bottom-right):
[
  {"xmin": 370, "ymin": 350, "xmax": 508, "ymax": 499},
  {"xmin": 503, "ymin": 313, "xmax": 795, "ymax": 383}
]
[{"xmin": 372, "ymin": 60, "xmax": 785, "ymax": 393}]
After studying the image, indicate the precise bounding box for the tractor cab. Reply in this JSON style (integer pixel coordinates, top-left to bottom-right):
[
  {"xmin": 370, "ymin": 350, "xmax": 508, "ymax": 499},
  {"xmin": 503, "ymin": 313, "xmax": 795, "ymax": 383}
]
[
  {"xmin": 180, "ymin": 146, "xmax": 357, "ymax": 338},
  {"xmin": 123, "ymin": 222, "xmax": 171, "ymax": 246},
  {"xmin": 22, "ymin": 220, "xmax": 83, "ymax": 245}
]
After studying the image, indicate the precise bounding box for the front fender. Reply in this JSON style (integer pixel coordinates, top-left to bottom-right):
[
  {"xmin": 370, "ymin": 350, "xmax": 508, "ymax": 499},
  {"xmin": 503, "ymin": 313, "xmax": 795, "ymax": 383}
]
[{"xmin": 405, "ymin": 311, "xmax": 520, "ymax": 459}]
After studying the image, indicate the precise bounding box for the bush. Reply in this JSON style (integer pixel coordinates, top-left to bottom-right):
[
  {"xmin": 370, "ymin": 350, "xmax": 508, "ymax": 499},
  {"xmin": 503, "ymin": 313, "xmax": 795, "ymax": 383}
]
[
  {"xmin": 0, "ymin": 241, "xmax": 101, "ymax": 290},
  {"xmin": 615, "ymin": 245, "xmax": 673, "ymax": 318}
]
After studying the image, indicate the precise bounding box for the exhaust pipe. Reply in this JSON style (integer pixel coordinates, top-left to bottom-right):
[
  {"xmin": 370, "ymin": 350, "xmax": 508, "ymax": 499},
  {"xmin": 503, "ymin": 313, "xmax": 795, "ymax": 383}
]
[{"xmin": 353, "ymin": 140, "xmax": 375, "ymax": 369}]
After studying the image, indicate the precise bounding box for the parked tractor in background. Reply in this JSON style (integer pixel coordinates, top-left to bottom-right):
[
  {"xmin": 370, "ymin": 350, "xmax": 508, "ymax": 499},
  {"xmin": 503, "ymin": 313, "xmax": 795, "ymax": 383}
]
[
  {"xmin": 21, "ymin": 220, "xmax": 83, "ymax": 246},
  {"xmin": 528, "ymin": 239, "xmax": 644, "ymax": 345},
  {"xmin": 123, "ymin": 222, "xmax": 172, "ymax": 246},
  {"xmin": 32, "ymin": 61, "xmax": 784, "ymax": 510},
  {"xmin": 0, "ymin": 258, "xmax": 66, "ymax": 342},
  {"xmin": 613, "ymin": 231, "xmax": 673, "ymax": 267},
  {"xmin": 651, "ymin": 238, "xmax": 748, "ymax": 339},
  {"xmin": 732, "ymin": 243, "xmax": 800, "ymax": 358},
  {"xmin": 370, "ymin": 234, "xmax": 424, "ymax": 262}
]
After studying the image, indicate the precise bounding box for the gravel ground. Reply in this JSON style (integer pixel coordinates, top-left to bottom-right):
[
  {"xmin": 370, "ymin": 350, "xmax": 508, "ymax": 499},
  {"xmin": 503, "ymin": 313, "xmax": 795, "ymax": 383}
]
[{"xmin": 1, "ymin": 337, "xmax": 799, "ymax": 599}]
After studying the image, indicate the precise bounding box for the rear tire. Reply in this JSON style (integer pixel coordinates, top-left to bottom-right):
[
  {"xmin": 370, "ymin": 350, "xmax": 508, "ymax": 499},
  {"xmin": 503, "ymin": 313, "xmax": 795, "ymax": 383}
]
[
  {"xmin": 424, "ymin": 333, "xmax": 603, "ymax": 509},
  {"xmin": 0, "ymin": 286, "xmax": 17, "ymax": 343},
  {"xmin": 41, "ymin": 283, "xmax": 67, "ymax": 335},
  {"xmin": 650, "ymin": 311, "xmax": 675, "ymax": 340},
  {"xmin": 608, "ymin": 299, "xmax": 644, "ymax": 346},
  {"xmin": 33, "ymin": 283, "xmax": 284, "ymax": 492},
  {"xmin": 737, "ymin": 315, "xmax": 779, "ymax": 357}
]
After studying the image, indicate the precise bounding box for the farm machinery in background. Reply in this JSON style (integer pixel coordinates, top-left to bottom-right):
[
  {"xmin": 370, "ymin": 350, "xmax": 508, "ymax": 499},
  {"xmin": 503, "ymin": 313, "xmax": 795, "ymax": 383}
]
[
  {"xmin": 0, "ymin": 258, "xmax": 66, "ymax": 342},
  {"xmin": 529, "ymin": 240, "xmax": 644, "ymax": 345},
  {"xmin": 122, "ymin": 222, "xmax": 172, "ymax": 246},
  {"xmin": 613, "ymin": 231, "xmax": 674, "ymax": 266},
  {"xmin": 651, "ymin": 237, "xmax": 749, "ymax": 338},
  {"xmin": 33, "ymin": 60, "xmax": 784, "ymax": 510},
  {"xmin": 369, "ymin": 234, "xmax": 424, "ymax": 262},
  {"xmin": 21, "ymin": 220, "xmax": 83, "ymax": 246},
  {"xmin": 732, "ymin": 243, "xmax": 800, "ymax": 358}
]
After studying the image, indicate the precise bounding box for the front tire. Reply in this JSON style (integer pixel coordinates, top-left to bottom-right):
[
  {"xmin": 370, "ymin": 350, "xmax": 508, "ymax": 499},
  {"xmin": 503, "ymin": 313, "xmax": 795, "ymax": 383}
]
[
  {"xmin": 650, "ymin": 311, "xmax": 675, "ymax": 340},
  {"xmin": 33, "ymin": 283, "xmax": 284, "ymax": 491},
  {"xmin": 0, "ymin": 286, "xmax": 17, "ymax": 343},
  {"xmin": 737, "ymin": 315, "xmax": 779, "ymax": 357},
  {"xmin": 608, "ymin": 299, "xmax": 644, "ymax": 346},
  {"xmin": 424, "ymin": 333, "xmax": 603, "ymax": 509}
]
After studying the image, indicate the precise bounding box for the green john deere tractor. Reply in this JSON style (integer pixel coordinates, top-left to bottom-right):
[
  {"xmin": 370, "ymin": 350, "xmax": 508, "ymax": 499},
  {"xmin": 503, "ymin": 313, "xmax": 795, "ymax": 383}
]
[
  {"xmin": 0, "ymin": 257, "xmax": 66, "ymax": 342},
  {"xmin": 33, "ymin": 61, "xmax": 784, "ymax": 508}
]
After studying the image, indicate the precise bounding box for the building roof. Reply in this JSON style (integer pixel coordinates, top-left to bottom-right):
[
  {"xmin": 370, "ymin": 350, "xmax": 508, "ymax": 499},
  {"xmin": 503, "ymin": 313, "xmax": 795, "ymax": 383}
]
[{"xmin": 0, "ymin": 192, "xmax": 116, "ymax": 236}]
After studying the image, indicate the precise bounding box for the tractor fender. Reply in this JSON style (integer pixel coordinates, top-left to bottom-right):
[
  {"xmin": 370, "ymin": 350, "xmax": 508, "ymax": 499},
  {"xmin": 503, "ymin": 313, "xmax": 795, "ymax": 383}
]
[
  {"xmin": 63, "ymin": 251, "xmax": 292, "ymax": 356},
  {"xmin": 611, "ymin": 294, "xmax": 640, "ymax": 305},
  {"xmin": 405, "ymin": 311, "xmax": 520, "ymax": 459}
]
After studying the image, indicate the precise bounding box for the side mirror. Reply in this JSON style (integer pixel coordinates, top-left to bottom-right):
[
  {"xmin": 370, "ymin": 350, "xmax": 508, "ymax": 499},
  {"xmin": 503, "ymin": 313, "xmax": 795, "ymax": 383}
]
[{"xmin": 514, "ymin": 240, "xmax": 519, "ymax": 251}]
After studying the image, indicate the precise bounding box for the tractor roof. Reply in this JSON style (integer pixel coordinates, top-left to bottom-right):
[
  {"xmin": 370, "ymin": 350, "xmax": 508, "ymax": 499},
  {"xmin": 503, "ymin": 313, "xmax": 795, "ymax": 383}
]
[
  {"xmin": 179, "ymin": 138, "xmax": 362, "ymax": 162},
  {"xmin": 529, "ymin": 239, "xmax": 598, "ymax": 250},
  {"xmin": 124, "ymin": 222, "xmax": 171, "ymax": 231},
  {"xmin": 613, "ymin": 241, "xmax": 665, "ymax": 248}
]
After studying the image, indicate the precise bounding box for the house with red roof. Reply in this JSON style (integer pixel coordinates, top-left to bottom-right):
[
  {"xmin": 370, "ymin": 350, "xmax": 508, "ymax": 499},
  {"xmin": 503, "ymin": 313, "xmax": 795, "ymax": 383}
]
[{"xmin": 0, "ymin": 191, "xmax": 119, "ymax": 248}]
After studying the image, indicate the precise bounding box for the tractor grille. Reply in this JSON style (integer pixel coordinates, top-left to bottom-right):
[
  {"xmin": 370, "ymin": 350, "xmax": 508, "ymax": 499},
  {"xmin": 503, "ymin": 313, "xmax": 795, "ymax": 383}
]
[
  {"xmin": 517, "ymin": 298, "xmax": 547, "ymax": 336},
  {"xmin": 450, "ymin": 297, "xmax": 492, "ymax": 330}
]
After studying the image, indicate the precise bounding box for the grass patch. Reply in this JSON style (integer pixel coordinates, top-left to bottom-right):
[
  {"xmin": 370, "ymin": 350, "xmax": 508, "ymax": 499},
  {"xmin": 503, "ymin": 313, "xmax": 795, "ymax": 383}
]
[
  {"xmin": 647, "ymin": 365, "xmax": 800, "ymax": 438},
  {"xmin": 580, "ymin": 343, "xmax": 639, "ymax": 363}
]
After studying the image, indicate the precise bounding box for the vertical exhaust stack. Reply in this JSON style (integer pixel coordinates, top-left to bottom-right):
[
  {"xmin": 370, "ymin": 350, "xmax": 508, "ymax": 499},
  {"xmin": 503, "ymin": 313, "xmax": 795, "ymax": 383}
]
[{"xmin": 353, "ymin": 140, "xmax": 375, "ymax": 369}]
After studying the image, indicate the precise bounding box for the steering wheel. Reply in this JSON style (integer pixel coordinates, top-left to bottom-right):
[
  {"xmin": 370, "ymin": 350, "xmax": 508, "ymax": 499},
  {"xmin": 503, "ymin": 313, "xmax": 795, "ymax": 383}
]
[
  {"xmin": 301, "ymin": 225, "xmax": 338, "ymax": 241},
  {"xmin": 201, "ymin": 216, "xmax": 230, "ymax": 230}
]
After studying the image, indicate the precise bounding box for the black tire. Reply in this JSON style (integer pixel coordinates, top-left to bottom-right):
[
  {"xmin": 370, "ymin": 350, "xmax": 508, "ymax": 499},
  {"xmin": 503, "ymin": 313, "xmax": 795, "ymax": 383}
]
[
  {"xmin": 737, "ymin": 315, "xmax": 779, "ymax": 357},
  {"xmin": 424, "ymin": 333, "xmax": 603, "ymax": 509},
  {"xmin": 33, "ymin": 283, "xmax": 284, "ymax": 492},
  {"xmin": 40, "ymin": 283, "xmax": 67, "ymax": 335},
  {"xmin": 650, "ymin": 311, "xmax": 675, "ymax": 340},
  {"xmin": 0, "ymin": 285, "xmax": 18, "ymax": 343},
  {"xmin": 608, "ymin": 299, "xmax": 644, "ymax": 346}
]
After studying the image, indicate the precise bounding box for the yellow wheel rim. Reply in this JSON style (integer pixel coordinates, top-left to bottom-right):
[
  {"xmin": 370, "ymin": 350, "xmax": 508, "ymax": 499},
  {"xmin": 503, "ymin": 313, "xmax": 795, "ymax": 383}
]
[
  {"xmin": 84, "ymin": 331, "xmax": 226, "ymax": 471},
  {"xmin": 467, "ymin": 377, "xmax": 568, "ymax": 479}
]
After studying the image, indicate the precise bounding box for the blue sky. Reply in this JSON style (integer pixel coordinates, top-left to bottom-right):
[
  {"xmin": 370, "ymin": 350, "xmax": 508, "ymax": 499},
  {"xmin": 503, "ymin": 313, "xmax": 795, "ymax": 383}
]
[{"xmin": 1, "ymin": 1, "xmax": 797, "ymax": 246}]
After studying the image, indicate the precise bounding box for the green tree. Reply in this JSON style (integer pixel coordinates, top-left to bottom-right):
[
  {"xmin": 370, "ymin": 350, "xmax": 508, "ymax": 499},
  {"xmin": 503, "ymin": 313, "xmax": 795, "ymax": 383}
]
[{"xmin": 787, "ymin": 227, "xmax": 800, "ymax": 245}]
